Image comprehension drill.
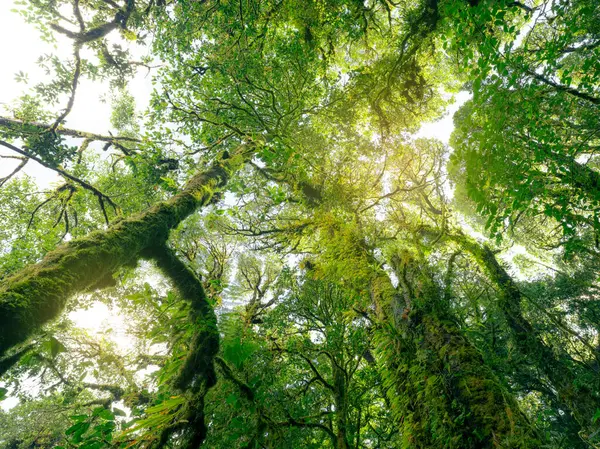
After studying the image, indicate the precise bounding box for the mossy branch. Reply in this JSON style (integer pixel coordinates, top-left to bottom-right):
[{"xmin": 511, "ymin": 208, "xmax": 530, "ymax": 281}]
[
  {"xmin": 0, "ymin": 116, "xmax": 141, "ymax": 145},
  {"xmin": 0, "ymin": 343, "xmax": 36, "ymax": 377},
  {"xmin": 0, "ymin": 148, "xmax": 248, "ymax": 359},
  {"xmin": 145, "ymin": 244, "xmax": 219, "ymax": 391},
  {"xmin": 215, "ymin": 356, "xmax": 254, "ymax": 401}
]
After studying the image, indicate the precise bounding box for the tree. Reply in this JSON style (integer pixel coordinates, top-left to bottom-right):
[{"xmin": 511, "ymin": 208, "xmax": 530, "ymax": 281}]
[
  {"xmin": 449, "ymin": 0, "xmax": 600, "ymax": 255},
  {"xmin": 1, "ymin": 0, "xmax": 600, "ymax": 448}
]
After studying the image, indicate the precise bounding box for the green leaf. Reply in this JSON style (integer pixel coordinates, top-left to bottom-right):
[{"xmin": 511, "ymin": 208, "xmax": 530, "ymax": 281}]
[
  {"xmin": 66, "ymin": 421, "xmax": 90, "ymax": 444},
  {"xmin": 113, "ymin": 407, "xmax": 127, "ymax": 416},
  {"xmin": 144, "ymin": 396, "xmax": 185, "ymax": 414},
  {"xmin": 226, "ymin": 393, "xmax": 238, "ymax": 406},
  {"xmin": 70, "ymin": 414, "xmax": 88, "ymax": 423},
  {"xmin": 79, "ymin": 442, "xmax": 104, "ymax": 449},
  {"xmin": 66, "ymin": 421, "xmax": 88, "ymax": 435},
  {"xmin": 48, "ymin": 336, "xmax": 66, "ymax": 358},
  {"xmin": 92, "ymin": 407, "xmax": 114, "ymax": 420}
]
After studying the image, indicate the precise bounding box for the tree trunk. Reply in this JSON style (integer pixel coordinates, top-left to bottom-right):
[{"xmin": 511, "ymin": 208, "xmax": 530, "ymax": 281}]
[
  {"xmin": 371, "ymin": 254, "xmax": 541, "ymax": 448},
  {"xmin": 552, "ymin": 152, "xmax": 600, "ymax": 202},
  {"xmin": 147, "ymin": 245, "xmax": 219, "ymax": 449},
  {"xmin": 332, "ymin": 362, "xmax": 350, "ymax": 449},
  {"xmin": 285, "ymin": 179, "xmax": 541, "ymax": 447},
  {"xmin": 0, "ymin": 150, "xmax": 246, "ymax": 357},
  {"xmin": 449, "ymin": 233, "xmax": 600, "ymax": 439}
]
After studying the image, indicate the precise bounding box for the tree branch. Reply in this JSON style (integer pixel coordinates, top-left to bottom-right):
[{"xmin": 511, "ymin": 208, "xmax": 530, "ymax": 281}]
[
  {"xmin": 273, "ymin": 412, "xmax": 337, "ymax": 443},
  {"xmin": 528, "ymin": 70, "xmax": 600, "ymax": 105},
  {"xmin": 0, "ymin": 140, "xmax": 121, "ymax": 224},
  {"xmin": 215, "ymin": 356, "xmax": 254, "ymax": 401},
  {"xmin": 0, "ymin": 156, "xmax": 28, "ymax": 187},
  {"xmin": 0, "ymin": 146, "xmax": 249, "ymax": 359},
  {"xmin": 51, "ymin": 45, "xmax": 82, "ymax": 130},
  {"xmin": 0, "ymin": 116, "xmax": 141, "ymax": 144}
]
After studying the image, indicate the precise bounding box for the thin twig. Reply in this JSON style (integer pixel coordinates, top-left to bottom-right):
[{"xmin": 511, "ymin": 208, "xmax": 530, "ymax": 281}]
[
  {"xmin": 0, "ymin": 140, "xmax": 121, "ymax": 224},
  {"xmin": 51, "ymin": 45, "xmax": 83, "ymax": 131},
  {"xmin": 0, "ymin": 156, "xmax": 28, "ymax": 187}
]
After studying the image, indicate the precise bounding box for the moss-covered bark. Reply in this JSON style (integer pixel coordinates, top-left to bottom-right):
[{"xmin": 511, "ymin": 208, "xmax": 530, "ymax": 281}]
[
  {"xmin": 332, "ymin": 360, "xmax": 350, "ymax": 449},
  {"xmin": 0, "ymin": 151, "xmax": 246, "ymax": 357},
  {"xmin": 146, "ymin": 244, "xmax": 219, "ymax": 449},
  {"xmin": 147, "ymin": 244, "xmax": 219, "ymax": 392},
  {"xmin": 450, "ymin": 233, "xmax": 600, "ymax": 437},
  {"xmin": 372, "ymin": 254, "xmax": 541, "ymax": 448}
]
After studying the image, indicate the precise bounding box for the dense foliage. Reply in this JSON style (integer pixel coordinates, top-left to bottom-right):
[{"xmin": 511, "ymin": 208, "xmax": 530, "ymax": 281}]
[{"xmin": 0, "ymin": 0, "xmax": 599, "ymax": 448}]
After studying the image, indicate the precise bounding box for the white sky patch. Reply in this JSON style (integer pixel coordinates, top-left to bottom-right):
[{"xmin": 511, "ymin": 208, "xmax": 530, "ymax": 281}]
[
  {"xmin": 0, "ymin": 0, "xmax": 154, "ymax": 189},
  {"xmin": 415, "ymin": 91, "xmax": 471, "ymax": 143},
  {"xmin": 69, "ymin": 302, "xmax": 114, "ymax": 332},
  {"xmin": 1, "ymin": 395, "xmax": 19, "ymax": 412},
  {"xmin": 0, "ymin": 5, "xmax": 62, "ymax": 104},
  {"xmin": 0, "ymin": 0, "xmax": 62, "ymax": 187}
]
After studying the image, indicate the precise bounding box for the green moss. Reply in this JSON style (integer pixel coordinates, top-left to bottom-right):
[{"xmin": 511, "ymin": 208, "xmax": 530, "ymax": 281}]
[
  {"xmin": 0, "ymin": 152, "xmax": 243, "ymax": 358},
  {"xmin": 146, "ymin": 244, "xmax": 219, "ymax": 391},
  {"xmin": 377, "ymin": 314, "xmax": 541, "ymax": 448},
  {"xmin": 449, "ymin": 233, "xmax": 600, "ymax": 435},
  {"xmin": 142, "ymin": 244, "xmax": 219, "ymax": 449},
  {"xmin": 372, "ymin": 253, "xmax": 541, "ymax": 449}
]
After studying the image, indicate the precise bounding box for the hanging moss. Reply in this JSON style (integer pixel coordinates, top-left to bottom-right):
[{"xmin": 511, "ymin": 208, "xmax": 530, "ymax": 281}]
[
  {"xmin": 0, "ymin": 151, "xmax": 246, "ymax": 358},
  {"xmin": 0, "ymin": 343, "xmax": 35, "ymax": 377}
]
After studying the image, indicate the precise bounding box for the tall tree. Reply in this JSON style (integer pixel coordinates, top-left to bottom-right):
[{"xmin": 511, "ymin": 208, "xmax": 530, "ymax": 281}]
[{"xmin": 1, "ymin": 0, "xmax": 600, "ymax": 448}]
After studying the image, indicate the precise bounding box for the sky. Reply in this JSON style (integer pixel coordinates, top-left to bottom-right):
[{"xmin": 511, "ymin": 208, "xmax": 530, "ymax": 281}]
[
  {"xmin": 0, "ymin": 1, "xmax": 63, "ymax": 185},
  {"xmin": 416, "ymin": 91, "xmax": 470, "ymax": 143}
]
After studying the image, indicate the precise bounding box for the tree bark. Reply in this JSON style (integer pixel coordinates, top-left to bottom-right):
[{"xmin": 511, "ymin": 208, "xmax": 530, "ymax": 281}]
[
  {"xmin": 528, "ymin": 71, "xmax": 600, "ymax": 105},
  {"xmin": 448, "ymin": 232, "xmax": 600, "ymax": 438},
  {"xmin": 332, "ymin": 362, "xmax": 351, "ymax": 449},
  {"xmin": 0, "ymin": 149, "xmax": 247, "ymax": 357},
  {"xmin": 370, "ymin": 253, "xmax": 541, "ymax": 448},
  {"xmin": 551, "ymin": 152, "xmax": 600, "ymax": 202}
]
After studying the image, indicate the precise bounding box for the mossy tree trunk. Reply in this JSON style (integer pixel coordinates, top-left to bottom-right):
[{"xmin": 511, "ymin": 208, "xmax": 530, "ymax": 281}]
[
  {"xmin": 332, "ymin": 360, "xmax": 350, "ymax": 449},
  {"xmin": 0, "ymin": 150, "xmax": 247, "ymax": 358},
  {"xmin": 450, "ymin": 233, "xmax": 600, "ymax": 437},
  {"xmin": 371, "ymin": 254, "xmax": 541, "ymax": 448},
  {"xmin": 147, "ymin": 245, "xmax": 219, "ymax": 449}
]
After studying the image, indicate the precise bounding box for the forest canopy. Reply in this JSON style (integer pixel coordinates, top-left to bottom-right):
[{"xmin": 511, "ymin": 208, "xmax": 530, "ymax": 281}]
[{"xmin": 0, "ymin": 0, "xmax": 599, "ymax": 448}]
